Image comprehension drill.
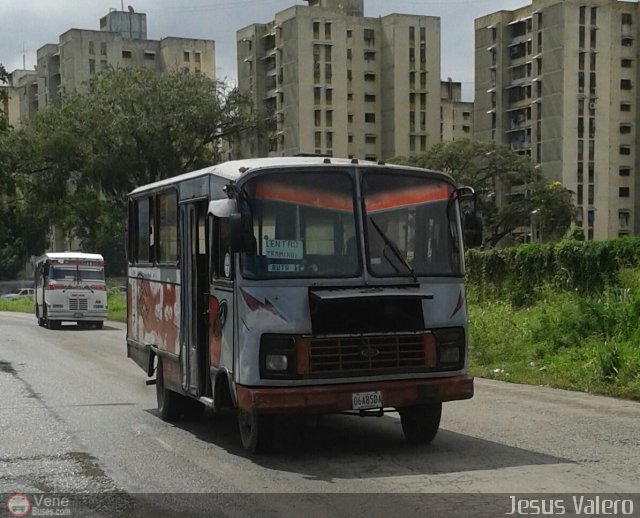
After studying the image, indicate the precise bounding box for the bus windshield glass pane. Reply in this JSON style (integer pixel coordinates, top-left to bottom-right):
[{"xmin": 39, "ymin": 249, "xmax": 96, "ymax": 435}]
[
  {"xmin": 362, "ymin": 171, "xmax": 462, "ymax": 277},
  {"xmin": 50, "ymin": 266, "xmax": 77, "ymax": 281},
  {"xmin": 241, "ymin": 171, "xmax": 358, "ymax": 279},
  {"xmin": 79, "ymin": 268, "xmax": 105, "ymax": 281}
]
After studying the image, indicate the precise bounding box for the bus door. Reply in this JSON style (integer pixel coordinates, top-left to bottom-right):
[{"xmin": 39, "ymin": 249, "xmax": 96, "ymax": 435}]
[
  {"xmin": 208, "ymin": 212, "xmax": 235, "ymax": 387},
  {"xmin": 180, "ymin": 200, "xmax": 210, "ymax": 397}
]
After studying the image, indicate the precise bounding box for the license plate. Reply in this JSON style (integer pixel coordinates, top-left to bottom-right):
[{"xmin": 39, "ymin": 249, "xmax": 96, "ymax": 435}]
[
  {"xmin": 73, "ymin": 312, "xmax": 83, "ymax": 318},
  {"xmin": 351, "ymin": 391, "xmax": 383, "ymax": 410}
]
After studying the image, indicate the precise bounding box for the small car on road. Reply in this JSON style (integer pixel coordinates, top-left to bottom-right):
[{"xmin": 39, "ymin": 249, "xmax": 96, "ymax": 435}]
[{"xmin": 1, "ymin": 288, "xmax": 35, "ymax": 300}]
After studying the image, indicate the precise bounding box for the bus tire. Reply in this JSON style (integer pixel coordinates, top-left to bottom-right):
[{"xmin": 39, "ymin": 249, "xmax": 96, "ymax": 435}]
[
  {"xmin": 156, "ymin": 358, "xmax": 181, "ymax": 422},
  {"xmin": 399, "ymin": 403, "xmax": 442, "ymax": 444},
  {"xmin": 36, "ymin": 306, "xmax": 45, "ymax": 327},
  {"xmin": 47, "ymin": 318, "xmax": 60, "ymax": 330},
  {"xmin": 237, "ymin": 409, "xmax": 274, "ymax": 454}
]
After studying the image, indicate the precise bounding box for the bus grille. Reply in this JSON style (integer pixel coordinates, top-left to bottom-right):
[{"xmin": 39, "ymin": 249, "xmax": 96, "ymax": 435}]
[
  {"xmin": 308, "ymin": 335, "xmax": 428, "ymax": 374},
  {"xmin": 69, "ymin": 298, "xmax": 89, "ymax": 311}
]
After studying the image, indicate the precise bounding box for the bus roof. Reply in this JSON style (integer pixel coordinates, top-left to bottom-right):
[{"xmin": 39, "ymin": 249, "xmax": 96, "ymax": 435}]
[
  {"xmin": 128, "ymin": 157, "xmax": 453, "ymax": 196},
  {"xmin": 36, "ymin": 252, "xmax": 104, "ymax": 264}
]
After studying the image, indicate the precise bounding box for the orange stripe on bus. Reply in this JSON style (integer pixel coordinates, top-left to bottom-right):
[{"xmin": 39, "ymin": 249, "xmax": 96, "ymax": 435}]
[
  {"xmin": 255, "ymin": 183, "xmax": 353, "ymax": 212},
  {"xmin": 365, "ymin": 184, "xmax": 452, "ymax": 212}
]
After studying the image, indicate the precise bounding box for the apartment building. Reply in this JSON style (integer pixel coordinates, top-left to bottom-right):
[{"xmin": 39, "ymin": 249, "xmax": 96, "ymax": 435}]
[
  {"xmin": 475, "ymin": 0, "xmax": 640, "ymax": 240},
  {"xmin": 236, "ymin": 0, "xmax": 441, "ymax": 160},
  {"xmin": 440, "ymin": 79, "xmax": 473, "ymax": 141},
  {"xmin": 8, "ymin": 9, "xmax": 215, "ymax": 126}
]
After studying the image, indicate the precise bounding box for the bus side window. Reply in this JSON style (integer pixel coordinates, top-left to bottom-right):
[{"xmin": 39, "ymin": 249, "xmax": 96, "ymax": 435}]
[{"xmin": 212, "ymin": 217, "xmax": 232, "ymax": 280}]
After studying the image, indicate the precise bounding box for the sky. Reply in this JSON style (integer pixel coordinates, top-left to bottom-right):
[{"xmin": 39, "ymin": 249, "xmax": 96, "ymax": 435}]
[{"xmin": 0, "ymin": 0, "xmax": 528, "ymax": 101}]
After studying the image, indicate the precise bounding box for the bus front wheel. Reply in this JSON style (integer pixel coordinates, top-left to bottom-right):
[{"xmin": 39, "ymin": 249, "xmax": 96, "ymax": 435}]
[
  {"xmin": 237, "ymin": 409, "xmax": 274, "ymax": 454},
  {"xmin": 156, "ymin": 358, "xmax": 181, "ymax": 422},
  {"xmin": 399, "ymin": 403, "xmax": 442, "ymax": 444}
]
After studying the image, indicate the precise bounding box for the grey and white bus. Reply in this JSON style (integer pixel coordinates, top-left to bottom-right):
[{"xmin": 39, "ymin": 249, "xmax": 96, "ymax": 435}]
[
  {"xmin": 34, "ymin": 252, "xmax": 108, "ymax": 329},
  {"xmin": 126, "ymin": 157, "xmax": 477, "ymax": 453}
]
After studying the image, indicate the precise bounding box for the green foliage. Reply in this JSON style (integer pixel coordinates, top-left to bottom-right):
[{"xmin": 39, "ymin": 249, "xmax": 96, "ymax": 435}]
[
  {"xmin": 2, "ymin": 67, "xmax": 258, "ymax": 274},
  {"xmin": 469, "ymin": 280, "xmax": 640, "ymax": 399},
  {"xmin": 466, "ymin": 237, "xmax": 640, "ymax": 304},
  {"xmin": 391, "ymin": 140, "xmax": 575, "ymax": 247}
]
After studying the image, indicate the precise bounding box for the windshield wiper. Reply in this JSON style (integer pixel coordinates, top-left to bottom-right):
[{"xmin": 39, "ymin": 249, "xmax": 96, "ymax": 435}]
[{"xmin": 369, "ymin": 217, "xmax": 418, "ymax": 282}]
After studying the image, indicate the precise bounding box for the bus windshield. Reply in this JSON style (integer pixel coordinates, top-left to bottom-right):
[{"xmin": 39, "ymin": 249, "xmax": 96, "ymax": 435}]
[
  {"xmin": 240, "ymin": 171, "xmax": 358, "ymax": 279},
  {"xmin": 362, "ymin": 171, "xmax": 463, "ymax": 277},
  {"xmin": 50, "ymin": 265, "xmax": 105, "ymax": 282}
]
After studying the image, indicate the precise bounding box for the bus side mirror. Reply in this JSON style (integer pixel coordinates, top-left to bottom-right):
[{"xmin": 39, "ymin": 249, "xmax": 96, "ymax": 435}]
[
  {"xmin": 463, "ymin": 211, "xmax": 483, "ymax": 248},
  {"xmin": 230, "ymin": 213, "xmax": 256, "ymax": 254}
]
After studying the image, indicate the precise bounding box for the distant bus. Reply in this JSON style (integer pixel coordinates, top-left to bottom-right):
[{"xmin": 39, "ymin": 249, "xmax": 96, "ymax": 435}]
[
  {"xmin": 126, "ymin": 157, "xmax": 479, "ymax": 453},
  {"xmin": 34, "ymin": 252, "xmax": 108, "ymax": 330}
]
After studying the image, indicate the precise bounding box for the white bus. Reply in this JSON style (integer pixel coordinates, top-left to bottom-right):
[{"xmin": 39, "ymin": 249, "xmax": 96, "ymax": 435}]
[
  {"xmin": 126, "ymin": 157, "xmax": 479, "ymax": 453},
  {"xmin": 34, "ymin": 252, "xmax": 108, "ymax": 330}
]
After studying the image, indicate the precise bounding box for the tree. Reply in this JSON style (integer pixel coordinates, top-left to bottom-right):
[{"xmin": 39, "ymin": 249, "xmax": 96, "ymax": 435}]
[
  {"xmin": 10, "ymin": 67, "xmax": 258, "ymax": 275},
  {"xmin": 391, "ymin": 139, "xmax": 575, "ymax": 247}
]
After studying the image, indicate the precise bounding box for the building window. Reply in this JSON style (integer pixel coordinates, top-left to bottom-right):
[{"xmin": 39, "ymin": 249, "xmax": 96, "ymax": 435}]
[
  {"xmin": 364, "ymin": 72, "xmax": 376, "ymax": 82},
  {"xmin": 365, "ymin": 113, "xmax": 376, "ymax": 123},
  {"xmin": 588, "ymin": 184, "xmax": 594, "ymax": 205},
  {"xmin": 619, "ymin": 187, "xmax": 630, "ymax": 197},
  {"xmin": 579, "ymin": 6, "xmax": 586, "ymax": 25},
  {"xmin": 101, "ymin": 42, "xmax": 107, "ymax": 56},
  {"xmin": 365, "ymin": 94, "xmax": 376, "ymax": 103},
  {"xmin": 314, "ymin": 87, "xmax": 321, "ymax": 105},
  {"xmin": 620, "ymin": 124, "xmax": 632, "ymax": 134},
  {"xmin": 622, "ymin": 36, "xmax": 633, "ymax": 46},
  {"xmin": 365, "ymin": 134, "xmax": 376, "ymax": 144},
  {"xmin": 184, "ymin": 51, "xmax": 190, "ymax": 62},
  {"xmin": 347, "ymin": 48, "xmax": 352, "ymax": 60},
  {"xmin": 620, "ymin": 166, "xmax": 631, "ymax": 176},
  {"xmin": 577, "ymin": 162, "xmax": 584, "ymax": 182},
  {"xmin": 364, "ymin": 50, "xmax": 376, "ymax": 61},
  {"xmin": 620, "ymin": 145, "xmax": 631, "ymax": 155},
  {"xmin": 326, "ymin": 110, "xmax": 333, "ymax": 127},
  {"xmin": 326, "ymin": 131, "xmax": 333, "ymax": 149},
  {"xmin": 325, "ymin": 88, "xmax": 332, "ymax": 105},
  {"xmin": 364, "ymin": 28, "xmax": 375, "ymax": 44},
  {"xmin": 314, "ymin": 109, "xmax": 321, "ymax": 127},
  {"xmin": 621, "ymin": 79, "xmax": 633, "ymax": 90},
  {"xmin": 315, "ymin": 131, "xmax": 322, "ymax": 148},
  {"xmin": 313, "ymin": 21, "xmax": 320, "ymax": 40},
  {"xmin": 590, "ymin": 7, "xmax": 597, "ymax": 26},
  {"xmin": 619, "ymin": 211, "xmax": 631, "ymax": 229},
  {"xmin": 122, "ymin": 50, "xmax": 132, "ymax": 59},
  {"xmin": 89, "ymin": 59, "xmax": 95, "ymax": 75},
  {"xmin": 621, "ymin": 58, "xmax": 633, "ymax": 68},
  {"xmin": 325, "ymin": 22, "xmax": 332, "ymax": 40},
  {"xmin": 325, "ymin": 64, "xmax": 332, "ymax": 84},
  {"xmin": 144, "ymin": 52, "xmax": 155, "ymax": 61},
  {"xmin": 622, "ymin": 13, "xmax": 632, "ymax": 25},
  {"xmin": 347, "ymin": 29, "xmax": 352, "ymax": 38},
  {"xmin": 195, "ymin": 52, "xmax": 201, "ymax": 63},
  {"xmin": 325, "ymin": 45, "xmax": 332, "ymax": 61}
]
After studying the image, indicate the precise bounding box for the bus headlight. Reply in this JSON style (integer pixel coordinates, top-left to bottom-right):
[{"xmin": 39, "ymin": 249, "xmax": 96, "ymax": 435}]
[
  {"xmin": 265, "ymin": 354, "xmax": 288, "ymax": 371},
  {"xmin": 260, "ymin": 334, "xmax": 295, "ymax": 378},
  {"xmin": 434, "ymin": 327, "xmax": 465, "ymax": 369}
]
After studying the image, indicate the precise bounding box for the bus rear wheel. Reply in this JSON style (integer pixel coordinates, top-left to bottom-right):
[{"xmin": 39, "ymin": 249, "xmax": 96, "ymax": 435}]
[
  {"xmin": 399, "ymin": 403, "xmax": 442, "ymax": 444},
  {"xmin": 156, "ymin": 358, "xmax": 181, "ymax": 422},
  {"xmin": 237, "ymin": 409, "xmax": 274, "ymax": 454}
]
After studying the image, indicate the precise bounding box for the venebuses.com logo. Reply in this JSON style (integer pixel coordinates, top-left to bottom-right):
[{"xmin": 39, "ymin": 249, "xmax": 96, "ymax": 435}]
[{"xmin": 6, "ymin": 494, "xmax": 30, "ymax": 517}]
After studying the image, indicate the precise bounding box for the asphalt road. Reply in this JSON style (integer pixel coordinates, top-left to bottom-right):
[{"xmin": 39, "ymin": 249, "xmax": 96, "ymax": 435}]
[{"xmin": 0, "ymin": 311, "xmax": 639, "ymax": 517}]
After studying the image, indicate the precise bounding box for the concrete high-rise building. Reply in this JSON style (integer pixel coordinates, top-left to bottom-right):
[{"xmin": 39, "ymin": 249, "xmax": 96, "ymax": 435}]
[
  {"xmin": 7, "ymin": 9, "xmax": 215, "ymax": 126},
  {"xmin": 236, "ymin": 0, "xmax": 441, "ymax": 160},
  {"xmin": 475, "ymin": 0, "xmax": 640, "ymax": 240},
  {"xmin": 440, "ymin": 79, "xmax": 473, "ymax": 142}
]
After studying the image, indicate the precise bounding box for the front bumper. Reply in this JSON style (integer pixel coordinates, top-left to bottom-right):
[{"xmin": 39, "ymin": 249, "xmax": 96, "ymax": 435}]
[
  {"xmin": 236, "ymin": 374, "xmax": 473, "ymax": 415},
  {"xmin": 47, "ymin": 309, "xmax": 107, "ymax": 321}
]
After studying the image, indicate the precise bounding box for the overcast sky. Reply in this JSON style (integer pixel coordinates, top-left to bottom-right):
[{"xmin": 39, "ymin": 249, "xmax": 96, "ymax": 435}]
[{"xmin": 0, "ymin": 0, "xmax": 528, "ymax": 101}]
